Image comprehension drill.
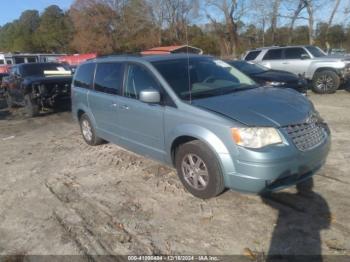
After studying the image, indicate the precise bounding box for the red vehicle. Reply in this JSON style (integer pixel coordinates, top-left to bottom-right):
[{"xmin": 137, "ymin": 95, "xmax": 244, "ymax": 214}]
[
  {"xmin": 141, "ymin": 45, "xmax": 203, "ymax": 55},
  {"xmin": 0, "ymin": 65, "xmax": 10, "ymax": 73},
  {"xmin": 57, "ymin": 53, "xmax": 97, "ymax": 67}
]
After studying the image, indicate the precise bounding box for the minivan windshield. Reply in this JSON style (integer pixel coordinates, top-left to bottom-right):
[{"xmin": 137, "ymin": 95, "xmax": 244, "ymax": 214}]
[
  {"xmin": 306, "ymin": 46, "xmax": 326, "ymax": 58},
  {"xmin": 21, "ymin": 63, "xmax": 71, "ymax": 77},
  {"xmin": 152, "ymin": 57, "xmax": 256, "ymax": 101}
]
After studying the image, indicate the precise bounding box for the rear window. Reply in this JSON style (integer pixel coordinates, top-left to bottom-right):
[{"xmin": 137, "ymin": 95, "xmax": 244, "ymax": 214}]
[
  {"xmin": 21, "ymin": 63, "xmax": 71, "ymax": 77},
  {"xmin": 244, "ymin": 51, "xmax": 261, "ymax": 61},
  {"xmin": 74, "ymin": 63, "xmax": 96, "ymax": 89},
  {"xmin": 0, "ymin": 59, "xmax": 4, "ymax": 65},
  {"xmin": 94, "ymin": 62, "xmax": 123, "ymax": 95},
  {"xmin": 285, "ymin": 48, "xmax": 309, "ymax": 59},
  {"xmin": 27, "ymin": 57, "xmax": 37, "ymax": 63},
  {"xmin": 15, "ymin": 57, "xmax": 25, "ymax": 64},
  {"xmin": 263, "ymin": 49, "xmax": 282, "ymax": 60}
]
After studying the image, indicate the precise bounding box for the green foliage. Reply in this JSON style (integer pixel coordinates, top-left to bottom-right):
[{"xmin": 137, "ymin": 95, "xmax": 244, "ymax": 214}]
[{"xmin": 34, "ymin": 5, "xmax": 73, "ymax": 53}]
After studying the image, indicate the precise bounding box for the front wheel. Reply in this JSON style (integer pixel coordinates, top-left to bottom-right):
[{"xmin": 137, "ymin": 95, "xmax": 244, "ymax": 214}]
[
  {"xmin": 24, "ymin": 94, "xmax": 39, "ymax": 117},
  {"xmin": 175, "ymin": 140, "xmax": 225, "ymax": 199},
  {"xmin": 312, "ymin": 70, "xmax": 340, "ymax": 94}
]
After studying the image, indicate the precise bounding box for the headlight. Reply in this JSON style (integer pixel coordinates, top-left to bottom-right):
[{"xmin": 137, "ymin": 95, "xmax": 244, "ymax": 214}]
[
  {"xmin": 266, "ymin": 81, "xmax": 286, "ymax": 86},
  {"xmin": 231, "ymin": 127, "xmax": 283, "ymax": 149}
]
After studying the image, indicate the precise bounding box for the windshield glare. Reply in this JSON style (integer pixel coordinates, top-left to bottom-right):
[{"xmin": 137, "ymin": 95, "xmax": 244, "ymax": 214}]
[
  {"xmin": 152, "ymin": 58, "xmax": 256, "ymax": 101},
  {"xmin": 21, "ymin": 63, "xmax": 71, "ymax": 77},
  {"xmin": 306, "ymin": 46, "xmax": 326, "ymax": 58}
]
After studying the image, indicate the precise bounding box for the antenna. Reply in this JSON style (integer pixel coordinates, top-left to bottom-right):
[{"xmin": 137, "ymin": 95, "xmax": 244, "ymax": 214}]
[{"xmin": 185, "ymin": 24, "xmax": 192, "ymax": 104}]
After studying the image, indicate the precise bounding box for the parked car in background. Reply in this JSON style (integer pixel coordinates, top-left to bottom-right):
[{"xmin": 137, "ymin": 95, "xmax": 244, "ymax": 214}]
[
  {"xmin": 227, "ymin": 60, "xmax": 307, "ymax": 94},
  {"xmin": 243, "ymin": 45, "xmax": 350, "ymax": 94},
  {"xmin": 327, "ymin": 48, "xmax": 348, "ymax": 56},
  {"xmin": 4, "ymin": 63, "xmax": 72, "ymax": 116},
  {"xmin": 72, "ymin": 54, "xmax": 330, "ymax": 199}
]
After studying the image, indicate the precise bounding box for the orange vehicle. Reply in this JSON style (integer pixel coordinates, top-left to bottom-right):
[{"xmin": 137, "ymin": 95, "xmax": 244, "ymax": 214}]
[{"xmin": 57, "ymin": 53, "xmax": 97, "ymax": 67}]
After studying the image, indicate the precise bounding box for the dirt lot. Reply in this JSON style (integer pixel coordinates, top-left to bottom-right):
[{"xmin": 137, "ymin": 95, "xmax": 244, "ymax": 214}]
[{"xmin": 0, "ymin": 92, "xmax": 349, "ymax": 259}]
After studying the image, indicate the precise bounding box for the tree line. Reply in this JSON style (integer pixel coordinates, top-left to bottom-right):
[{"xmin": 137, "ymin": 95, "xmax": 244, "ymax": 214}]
[{"xmin": 0, "ymin": 0, "xmax": 349, "ymax": 58}]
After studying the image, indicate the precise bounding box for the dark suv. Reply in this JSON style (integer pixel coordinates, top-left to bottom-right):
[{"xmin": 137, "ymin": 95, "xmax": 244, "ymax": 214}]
[{"xmin": 4, "ymin": 63, "xmax": 72, "ymax": 116}]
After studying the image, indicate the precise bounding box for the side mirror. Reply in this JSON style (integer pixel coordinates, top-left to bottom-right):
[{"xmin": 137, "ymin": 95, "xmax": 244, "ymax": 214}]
[
  {"xmin": 139, "ymin": 89, "xmax": 161, "ymax": 104},
  {"xmin": 301, "ymin": 54, "xmax": 310, "ymax": 60}
]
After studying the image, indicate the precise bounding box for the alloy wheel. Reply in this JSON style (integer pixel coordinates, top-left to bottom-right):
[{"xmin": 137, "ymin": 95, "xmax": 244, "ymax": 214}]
[
  {"xmin": 82, "ymin": 119, "xmax": 93, "ymax": 141},
  {"xmin": 316, "ymin": 75, "xmax": 335, "ymax": 92},
  {"xmin": 181, "ymin": 154, "xmax": 209, "ymax": 190}
]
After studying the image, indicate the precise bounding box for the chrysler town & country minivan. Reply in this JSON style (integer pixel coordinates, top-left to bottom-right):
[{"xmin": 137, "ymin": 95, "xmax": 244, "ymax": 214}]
[{"xmin": 71, "ymin": 54, "xmax": 330, "ymax": 199}]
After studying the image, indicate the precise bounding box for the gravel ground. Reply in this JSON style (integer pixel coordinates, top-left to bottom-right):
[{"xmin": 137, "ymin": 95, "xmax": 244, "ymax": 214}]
[{"xmin": 0, "ymin": 91, "xmax": 349, "ymax": 259}]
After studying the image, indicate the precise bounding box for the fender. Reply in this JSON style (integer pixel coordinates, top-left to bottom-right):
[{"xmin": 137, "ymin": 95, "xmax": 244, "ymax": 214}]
[
  {"xmin": 166, "ymin": 124, "xmax": 236, "ymax": 174},
  {"xmin": 307, "ymin": 61, "xmax": 346, "ymax": 79}
]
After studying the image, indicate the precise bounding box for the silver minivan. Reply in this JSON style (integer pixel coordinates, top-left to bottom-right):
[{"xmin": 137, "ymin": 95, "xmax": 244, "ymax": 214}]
[{"xmin": 72, "ymin": 54, "xmax": 330, "ymax": 199}]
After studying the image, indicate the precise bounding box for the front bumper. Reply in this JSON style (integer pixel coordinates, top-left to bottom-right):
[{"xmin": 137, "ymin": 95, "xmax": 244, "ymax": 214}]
[{"xmin": 222, "ymin": 129, "xmax": 331, "ymax": 194}]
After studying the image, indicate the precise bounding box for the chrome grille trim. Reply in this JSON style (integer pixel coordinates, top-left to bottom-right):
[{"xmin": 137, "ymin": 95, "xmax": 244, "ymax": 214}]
[{"xmin": 282, "ymin": 116, "xmax": 327, "ymax": 151}]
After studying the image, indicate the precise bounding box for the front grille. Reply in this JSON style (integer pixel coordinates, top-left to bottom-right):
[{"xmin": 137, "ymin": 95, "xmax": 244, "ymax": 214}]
[{"xmin": 283, "ymin": 116, "xmax": 326, "ymax": 151}]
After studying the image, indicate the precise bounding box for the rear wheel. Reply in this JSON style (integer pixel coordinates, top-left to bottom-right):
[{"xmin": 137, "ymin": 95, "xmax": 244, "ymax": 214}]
[
  {"xmin": 79, "ymin": 113, "xmax": 103, "ymax": 146},
  {"xmin": 24, "ymin": 94, "xmax": 39, "ymax": 117},
  {"xmin": 312, "ymin": 70, "xmax": 340, "ymax": 94},
  {"xmin": 175, "ymin": 140, "xmax": 225, "ymax": 199}
]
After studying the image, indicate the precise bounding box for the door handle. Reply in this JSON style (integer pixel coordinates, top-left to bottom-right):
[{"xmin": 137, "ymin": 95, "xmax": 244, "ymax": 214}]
[
  {"xmin": 111, "ymin": 103, "xmax": 118, "ymax": 107},
  {"xmin": 119, "ymin": 104, "xmax": 130, "ymax": 110},
  {"xmin": 282, "ymin": 62, "xmax": 289, "ymax": 65}
]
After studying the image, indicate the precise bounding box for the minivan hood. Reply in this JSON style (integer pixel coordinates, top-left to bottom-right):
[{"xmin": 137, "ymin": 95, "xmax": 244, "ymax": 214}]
[{"xmin": 192, "ymin": 87, "xmax": 312, "ymax": 127}]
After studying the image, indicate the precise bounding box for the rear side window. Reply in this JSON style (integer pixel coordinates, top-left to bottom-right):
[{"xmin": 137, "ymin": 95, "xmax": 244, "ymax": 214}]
[
  {"xmin": 285, "ymin": 48, "xmax": 309, "ymax": 59},
  {"xmin": 244, "ymin": 51, "xmax": 261, "ymax": 61},
  {"xmin": 74, "ymin": 63, "xmax": 95, "ymax": 89},
  {"xmin": 94, "ymin": 62, "xmax": 123, "ymax": 95},
  {"xmin": 27, "ymin": 57, "xmax": 37, "ymax": 63},
  {"xmin": 263, "ymin": 49, "xmax": 282, "ymax": 60},
  {"xmin": 15, "ymin": 57, "xmax": 25, "ymax": 64},
  {"xmin": 124, "ymin": 64, "xmax": 160, "ymax": 99}
]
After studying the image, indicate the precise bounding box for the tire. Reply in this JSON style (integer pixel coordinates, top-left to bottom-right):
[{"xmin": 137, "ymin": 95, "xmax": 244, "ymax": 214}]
[
  {"xmin": 79, "ymin": 113, "xmax": 103, "ymax": 146},
  {"xmin": 24, "ymin": 94, "xmax": 39, "ymax": 117},
  {"xmin": 175, "ymin": 140, "xmax": 225, "ymax": 199},
  {"xmin": 312, "ymin": 70, "xmax": 340, "ymax": 94},
  {"xmin": 5, "ymin": 92, "xmax": 14, "ymax": 108}
]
